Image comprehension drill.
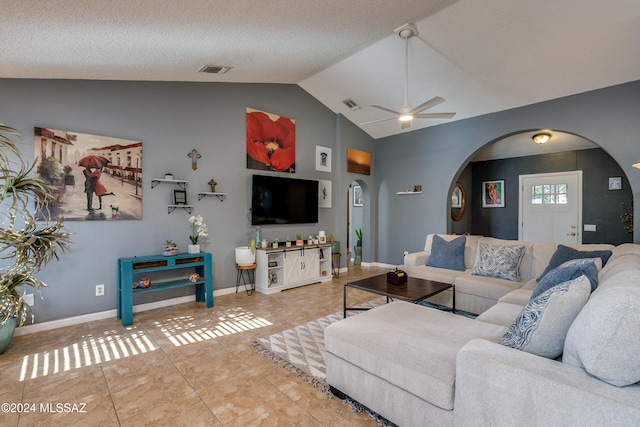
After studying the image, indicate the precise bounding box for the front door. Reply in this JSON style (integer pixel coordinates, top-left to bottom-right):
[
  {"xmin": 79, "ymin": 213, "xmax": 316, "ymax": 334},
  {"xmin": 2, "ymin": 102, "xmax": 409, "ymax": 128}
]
[{"xmin": 519, "ymin": 171, "xmax": 582, "ymax": 244}]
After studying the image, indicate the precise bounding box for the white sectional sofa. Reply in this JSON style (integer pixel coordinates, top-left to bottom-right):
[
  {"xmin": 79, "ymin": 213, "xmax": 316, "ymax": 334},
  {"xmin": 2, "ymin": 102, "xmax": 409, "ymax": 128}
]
[{"xmin": 324, "ymin": 235, "xmax": 640, "ymax": 426}]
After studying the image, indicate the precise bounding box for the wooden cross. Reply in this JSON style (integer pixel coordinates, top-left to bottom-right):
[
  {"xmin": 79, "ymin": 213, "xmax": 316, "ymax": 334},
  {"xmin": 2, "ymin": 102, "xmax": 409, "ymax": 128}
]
[
  {"xmin": 208, "ymin": 179, "xmax": 217, "ymax": 192},
  {"xmin": 188, "ymin": 149, "xmax": 201, "ymax": 170}
]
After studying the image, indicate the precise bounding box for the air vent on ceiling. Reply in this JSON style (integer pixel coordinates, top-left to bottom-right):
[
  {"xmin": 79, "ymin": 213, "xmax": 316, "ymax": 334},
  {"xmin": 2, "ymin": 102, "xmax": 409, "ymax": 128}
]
[
  {"xmin": 198, "ymin": 65, "xmax": 232, "ymax": 74},
  {"xmin": 342, "ymin": 98, "xmax": 361, "ymax": 111}
]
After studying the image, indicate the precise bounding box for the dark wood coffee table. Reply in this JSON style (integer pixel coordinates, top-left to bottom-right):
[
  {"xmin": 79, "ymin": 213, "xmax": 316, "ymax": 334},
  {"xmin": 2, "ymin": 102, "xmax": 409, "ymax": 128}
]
[{"xmin": 343, "ymin": 274, "xmax": 454, "ymax": 318}]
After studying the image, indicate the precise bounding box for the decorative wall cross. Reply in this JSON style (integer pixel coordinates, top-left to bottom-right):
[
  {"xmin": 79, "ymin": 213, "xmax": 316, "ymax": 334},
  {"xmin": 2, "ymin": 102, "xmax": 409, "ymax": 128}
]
[
  {"xmin": 188, "ymin": 149, "xmax": 201, "ymax": 170},
  {"xmin": 208, "ymin": 179, "xmax": 217, "ymax": 192}
]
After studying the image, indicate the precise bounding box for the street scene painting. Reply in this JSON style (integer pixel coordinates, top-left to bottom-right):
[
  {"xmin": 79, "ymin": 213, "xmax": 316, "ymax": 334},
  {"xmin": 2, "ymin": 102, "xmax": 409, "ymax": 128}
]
[{"xmin": 34, "ymin": 128, "xmax": 142, "ymax": 221}]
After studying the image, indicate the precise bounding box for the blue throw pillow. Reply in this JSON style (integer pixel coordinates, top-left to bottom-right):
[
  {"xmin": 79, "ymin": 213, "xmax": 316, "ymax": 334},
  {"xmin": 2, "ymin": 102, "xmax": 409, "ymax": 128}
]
[
  {"xmin": 426, "ymin": 235, "xmax": 466, "ymax": 271},
  {"xmin": 531, "ymin": 260, "xmax": 598, "ymax": 300},
  {"xmin": 537, "ymin": 244, "xmax": 612, "ymax": 282}
]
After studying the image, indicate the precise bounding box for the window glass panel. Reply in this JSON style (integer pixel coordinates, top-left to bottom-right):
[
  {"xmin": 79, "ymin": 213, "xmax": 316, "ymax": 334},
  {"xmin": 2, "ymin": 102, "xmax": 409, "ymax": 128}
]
[{"xmin": 530, "ymin": 182, "xmax": 569, "ymax": 204}]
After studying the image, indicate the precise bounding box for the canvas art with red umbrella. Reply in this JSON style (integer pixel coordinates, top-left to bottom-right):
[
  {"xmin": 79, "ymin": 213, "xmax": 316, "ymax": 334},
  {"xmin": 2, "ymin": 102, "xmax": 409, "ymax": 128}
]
[
  {"xmin": 246, "ymin": 107, "xmax": 296, "ymax": 173},
  {"xmin": 34, "ymin": 127, "xmax": 143, "ymax": 221}
]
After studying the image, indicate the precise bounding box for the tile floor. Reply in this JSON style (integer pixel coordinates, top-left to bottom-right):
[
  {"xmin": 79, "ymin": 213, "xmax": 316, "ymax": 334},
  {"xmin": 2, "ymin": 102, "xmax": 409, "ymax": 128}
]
[{"xmin": 0, "ymin": 264, "xmax": 389, "ymax": 426}]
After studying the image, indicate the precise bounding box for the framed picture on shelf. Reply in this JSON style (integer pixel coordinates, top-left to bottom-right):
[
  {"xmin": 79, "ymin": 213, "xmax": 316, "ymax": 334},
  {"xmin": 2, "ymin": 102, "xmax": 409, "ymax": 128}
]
[
  {"xmin": 174, "ymin": 190, "xmax": 187, "ymax": 205},
  {"xmin": 482, "ymin": 180, "xmax": 504, "ymax": 208}
]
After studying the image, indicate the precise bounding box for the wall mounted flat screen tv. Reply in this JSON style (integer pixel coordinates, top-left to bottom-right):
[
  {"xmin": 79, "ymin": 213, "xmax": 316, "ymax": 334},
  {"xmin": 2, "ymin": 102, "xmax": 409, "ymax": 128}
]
[{"xmin": 251, "ymin": 174, "xmax": 318, "ymax": 225}]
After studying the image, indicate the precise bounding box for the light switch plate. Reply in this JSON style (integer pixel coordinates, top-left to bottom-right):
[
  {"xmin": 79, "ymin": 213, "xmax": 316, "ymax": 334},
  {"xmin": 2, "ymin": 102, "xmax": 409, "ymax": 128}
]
[{"xmin": 584, "ymin": 224, "xmax": 596, "ymax": 232}]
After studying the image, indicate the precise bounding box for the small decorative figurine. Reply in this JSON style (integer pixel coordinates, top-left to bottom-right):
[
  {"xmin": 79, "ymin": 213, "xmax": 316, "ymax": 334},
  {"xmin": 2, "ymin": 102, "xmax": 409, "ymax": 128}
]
[{"xmin": 208, "ymin": 179, "xmax": 217, "ymax": 192}]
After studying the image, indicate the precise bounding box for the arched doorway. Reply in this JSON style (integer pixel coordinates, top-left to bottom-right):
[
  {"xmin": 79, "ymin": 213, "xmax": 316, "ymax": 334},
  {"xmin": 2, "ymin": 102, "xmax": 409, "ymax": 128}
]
[
  {"xmin": 448, "ymin": 129, "xmax": 634, "ymax": 244},
  {"xmin": 347, "ymin": 179, "xmax": 368, "ymax": 266}
]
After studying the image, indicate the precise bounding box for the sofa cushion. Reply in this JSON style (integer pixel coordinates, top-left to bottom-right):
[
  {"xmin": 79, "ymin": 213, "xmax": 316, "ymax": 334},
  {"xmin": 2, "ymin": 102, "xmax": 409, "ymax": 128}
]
[
  {"xmin": 563, "ymin": 269, "xmax": 640, "ymax": 387},
  {"xmin": 426, "ymin": 235, "xmax": 466, "ymax": 271},
  {"xmin": 471, "ymin": 242, "xmax": 526, "ymax": 281},
  {"xmin": 476, "ymin": 302, "xmax": 525, "ymax": 327},
  {"xmin": 501, "ymin": 275, "xmax": 591, "ymax": 359},
  {"xmin": 531, "ymin": 259, "xmax": 598, "ymax": 300},
  {"xmin": 538, "ymin": 244, "xmax": 612, "ymax": 281},
  {"xmin": 324, "ymin": 301, "xmax": 506, "ymax": 411}
]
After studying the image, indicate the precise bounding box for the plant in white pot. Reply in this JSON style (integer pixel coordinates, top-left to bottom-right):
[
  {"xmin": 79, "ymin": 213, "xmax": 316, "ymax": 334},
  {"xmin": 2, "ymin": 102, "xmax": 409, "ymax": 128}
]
[
  {"xmin": 0, "ymin": 123, "xmax": 71, "ymax": 353},
  {"xmin": 188, "ymin": 214, "xmax": 208, "ymax": 254}
]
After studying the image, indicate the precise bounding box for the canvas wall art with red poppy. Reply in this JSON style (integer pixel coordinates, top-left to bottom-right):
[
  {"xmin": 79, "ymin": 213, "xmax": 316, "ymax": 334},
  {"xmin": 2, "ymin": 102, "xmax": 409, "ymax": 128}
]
[
  {"xmin": 246, "ymin": 107, "xmax": 296, "ymax": 173},
  {"xmin": 34, "ymin": 127, "xmax": 143, "ymax": 221}
]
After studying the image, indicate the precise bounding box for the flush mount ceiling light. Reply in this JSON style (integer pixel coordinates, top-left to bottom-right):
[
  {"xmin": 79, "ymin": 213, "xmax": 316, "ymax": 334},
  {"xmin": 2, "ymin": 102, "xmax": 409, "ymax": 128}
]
[
  {"xmin": 532, "ymin": 133, "xmax": 551, "ymax": 144},
  {"xmin": 198, "ymin": 65, "xmax": 232, "ymax": 74},
  {"xmin": 633, "ymin": 162, "xmax": 640, "ymax": 169}
]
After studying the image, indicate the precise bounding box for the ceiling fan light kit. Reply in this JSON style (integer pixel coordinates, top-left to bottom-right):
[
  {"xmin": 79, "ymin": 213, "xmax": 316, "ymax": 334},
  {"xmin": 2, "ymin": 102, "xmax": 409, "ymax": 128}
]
[{"xmin": 361, "ymin": 23, "xmax": 455, "ymax": 129}]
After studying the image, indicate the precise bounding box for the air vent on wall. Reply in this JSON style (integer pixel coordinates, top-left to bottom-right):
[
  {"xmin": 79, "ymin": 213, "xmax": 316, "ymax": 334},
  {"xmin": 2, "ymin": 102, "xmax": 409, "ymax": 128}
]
[
  {"xmin": 342, "ymin": 98, "xmax": 361, "ymax": 111},
  {"xmin": 198, "ymin": 65, "xmax": 232, "ymax": 74}
]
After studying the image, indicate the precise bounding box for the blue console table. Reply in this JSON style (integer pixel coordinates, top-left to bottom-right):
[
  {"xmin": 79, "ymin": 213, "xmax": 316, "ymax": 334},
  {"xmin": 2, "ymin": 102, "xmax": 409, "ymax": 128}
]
[{"xmin": 117, "ymin": 252, "xmax": 213, "ymax": 326}]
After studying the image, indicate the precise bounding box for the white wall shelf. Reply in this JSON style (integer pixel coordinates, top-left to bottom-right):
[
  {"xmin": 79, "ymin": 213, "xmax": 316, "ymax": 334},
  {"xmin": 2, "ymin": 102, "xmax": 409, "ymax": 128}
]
[
  {"xmin": 396, "ymin": 191, "xmax": 422, "ymax": 195},
  {"xmin": 167, "ymin": 204, "xmax": 194, "ymax": 214},
  {"xmin": 198, "ymin": 192, "xmax": 227, "ymax": 201},
  {"xmin": 151, "ymin": 178, "xmax": 188, "ymax": 190}
]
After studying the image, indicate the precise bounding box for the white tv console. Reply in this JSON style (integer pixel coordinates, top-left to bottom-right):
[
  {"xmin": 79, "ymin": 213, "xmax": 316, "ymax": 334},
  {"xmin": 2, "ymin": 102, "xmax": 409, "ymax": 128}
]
[{"xmin": 255, "ymin": 244, "xmax": 332, "ymax": 294}]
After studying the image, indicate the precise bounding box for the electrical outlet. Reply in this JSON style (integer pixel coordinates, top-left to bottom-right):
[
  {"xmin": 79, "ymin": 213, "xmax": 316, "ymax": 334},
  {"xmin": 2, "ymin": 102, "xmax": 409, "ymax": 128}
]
[
  {"xmin": 584, "ymin": 224, "xmax": 597, "ymax": 232},
  {"xmin": 96, "ymin": 284, "xmax": 105, "ymax": 296}
]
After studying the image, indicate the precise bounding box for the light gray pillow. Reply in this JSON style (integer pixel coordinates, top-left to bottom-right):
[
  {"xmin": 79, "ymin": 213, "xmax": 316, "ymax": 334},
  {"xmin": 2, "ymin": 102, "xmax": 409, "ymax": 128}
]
[
  {"xmin": 563, "ymin": 270, "xmax": 640, "ymax": 387},
  {"xmin": 501, "ymin": 275, "xmax": 591, "ymax": 359},
  {"xmin": 471, "ymin": 242, "xmax": 525, "ymax": 281}
]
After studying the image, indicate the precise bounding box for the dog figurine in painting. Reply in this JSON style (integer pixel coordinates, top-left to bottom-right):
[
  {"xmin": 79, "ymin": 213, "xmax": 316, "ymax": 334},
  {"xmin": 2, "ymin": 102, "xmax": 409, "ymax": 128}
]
[{"xmin": 110, "ymin": 204, "xmax": 120, "ymax": 215}]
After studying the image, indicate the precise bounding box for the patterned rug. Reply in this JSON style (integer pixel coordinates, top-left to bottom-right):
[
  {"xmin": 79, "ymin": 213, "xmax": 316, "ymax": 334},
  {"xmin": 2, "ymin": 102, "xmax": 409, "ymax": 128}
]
[
  {"xmin": 250, "ymin": 298, "xmax": 393, "ymax": 425},
  {"xmin": 250, "ymin": 298, "xmax": 474, "ymax": 426}
]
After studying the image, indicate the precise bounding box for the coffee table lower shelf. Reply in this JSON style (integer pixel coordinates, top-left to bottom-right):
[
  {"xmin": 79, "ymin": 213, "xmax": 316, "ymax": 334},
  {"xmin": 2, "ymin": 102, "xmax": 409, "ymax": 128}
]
[{"xmin": 344, "ymin": 274, "xmax": 455, "ymax": 318}]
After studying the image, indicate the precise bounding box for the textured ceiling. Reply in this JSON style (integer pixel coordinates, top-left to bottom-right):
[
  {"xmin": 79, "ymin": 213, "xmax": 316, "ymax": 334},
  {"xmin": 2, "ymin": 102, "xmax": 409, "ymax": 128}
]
[{"xmin": 2, "ymin": 0, "xmax": 640, "ymax": 140}]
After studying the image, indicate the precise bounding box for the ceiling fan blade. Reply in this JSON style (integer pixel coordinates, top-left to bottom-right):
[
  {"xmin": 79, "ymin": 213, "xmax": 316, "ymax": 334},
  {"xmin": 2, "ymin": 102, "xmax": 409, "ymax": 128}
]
[
  {"xmin": 410, "ymin": 96, "xmax": 446, "ymax": 115},
  {"xmin": 414, "ymin": 112, "xmax": 457, "ymax": 119},
  {"xmin": 360, "ymin": 116, "xmax": 398, "ymax": 126},
  {"xmin": 370, "ymin": 104, "xmax": 402, "ymax": 115}
]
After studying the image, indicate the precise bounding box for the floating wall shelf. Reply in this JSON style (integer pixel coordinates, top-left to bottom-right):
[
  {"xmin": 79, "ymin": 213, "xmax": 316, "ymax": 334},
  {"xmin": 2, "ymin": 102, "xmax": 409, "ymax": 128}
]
[
  {"xmin": 167, "ymin": 205, "xmax": 194, "ymax": 214},
  {"xmin": 198, "ymin": 192, "xmax": 227, "ymax": 201},
  {"xmin": 151, "ymin": 178, "xmax": 188, "ymax": 190},
  {"xmin": 396, "ymin": 191, "xmax": 422, "ymax": 195}
]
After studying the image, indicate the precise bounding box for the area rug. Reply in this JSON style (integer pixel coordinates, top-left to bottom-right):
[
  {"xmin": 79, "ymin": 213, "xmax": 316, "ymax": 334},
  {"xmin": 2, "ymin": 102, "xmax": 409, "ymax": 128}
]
[
  {"xmin": 251, "ymin": 298, "xmax": 475, "ymax": 425},
  {"xmin": 250, "ymin": 298, "xmax": 395, "ymax": 425}
]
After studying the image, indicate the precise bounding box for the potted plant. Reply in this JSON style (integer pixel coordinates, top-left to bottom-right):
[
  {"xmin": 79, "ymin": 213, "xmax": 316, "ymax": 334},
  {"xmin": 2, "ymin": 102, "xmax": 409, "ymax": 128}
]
[
  {"xmin": 272, "ymin": 238, "xmax": 279, "ymax": 249},
  {"xmin": 286, "ymin": 237, "xmax": 291, "ymax": 248},
  {"xmin": 163, "ymin": 240, "xmax": 178, "ymax": 256},
  {"xmin": 354, "ymin": 228, "xmax": 363, "ymax": 265},
  {"xmin": 0, "ymin": 123, "xmax": 71, "ymax": 354},
  {"xmin": 295, "ymin": 234, "xmax": 304, "ymax": 246},
  {"xmin": 188, "ymin": 214, "xmax": 208, "ymax": 253}
]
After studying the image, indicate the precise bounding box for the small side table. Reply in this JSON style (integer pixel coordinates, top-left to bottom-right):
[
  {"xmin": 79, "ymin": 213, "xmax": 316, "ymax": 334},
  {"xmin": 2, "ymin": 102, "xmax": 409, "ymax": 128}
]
[
  {"xmin": 236, "ymin": 263, "xmax": 256, "ymax": 295},
  {"xmin": 331, "ymin": 253, "xmax": 342, "ymax": 278}
]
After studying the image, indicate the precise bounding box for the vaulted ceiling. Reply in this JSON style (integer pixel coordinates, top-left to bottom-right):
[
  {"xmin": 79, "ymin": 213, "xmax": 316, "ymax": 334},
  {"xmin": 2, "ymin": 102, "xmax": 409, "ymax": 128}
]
[{"xmin": 2, "ymin": 0, "xmax": 640, "ymax": 139}]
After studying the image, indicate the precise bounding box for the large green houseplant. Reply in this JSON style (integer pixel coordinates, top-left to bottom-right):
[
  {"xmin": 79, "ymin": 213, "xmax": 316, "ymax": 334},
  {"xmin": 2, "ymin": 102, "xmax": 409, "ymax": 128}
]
[{"xmin": 0, "ymin": 123, "xmax": 71, "ymax": 353}]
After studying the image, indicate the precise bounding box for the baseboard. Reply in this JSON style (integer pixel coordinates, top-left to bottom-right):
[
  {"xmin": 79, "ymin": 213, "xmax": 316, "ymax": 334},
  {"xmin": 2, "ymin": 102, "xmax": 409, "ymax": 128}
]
[
  {"xmin": 14, "ymin": 286, "xmax": 237, "ymax": 336},
  {"xmin": 371, "ymin": 262, "xmax": 396, "ymax": 269}
]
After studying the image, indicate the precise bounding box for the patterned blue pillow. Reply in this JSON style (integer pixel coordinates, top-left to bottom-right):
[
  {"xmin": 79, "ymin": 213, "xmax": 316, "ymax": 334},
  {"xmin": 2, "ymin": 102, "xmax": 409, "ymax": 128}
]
[
  {"xmin": 471, "ymin": 242, "xmax": 525, "ymax": 281},
  {"xmin": 537, "ymin": 244, "xmax": 612, "ymax": 281},
  {"xmin": 501, "ymin": 275, "xmax": 591, "ymax": 359},
  {"xmin": 531, "ymin": 259, "xmax": 598, "ymax": 300},
  {"xmin": 426, "ymin": 235, "xmax": 466, "ymax": 271}
]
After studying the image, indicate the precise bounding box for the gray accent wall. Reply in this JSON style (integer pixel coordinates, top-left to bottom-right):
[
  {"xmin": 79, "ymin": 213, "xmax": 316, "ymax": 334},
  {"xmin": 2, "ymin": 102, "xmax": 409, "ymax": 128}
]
[
  {"xmin": 376, "ymin": 81, "xmax": 640, "ymax": 265},
  {"xmin": 469, "ymin": 148, "xmax": 633, "ymax": 244},
  {"xmin": 0, "ymin": 79, "xmax": 374, "ymax": 323}
]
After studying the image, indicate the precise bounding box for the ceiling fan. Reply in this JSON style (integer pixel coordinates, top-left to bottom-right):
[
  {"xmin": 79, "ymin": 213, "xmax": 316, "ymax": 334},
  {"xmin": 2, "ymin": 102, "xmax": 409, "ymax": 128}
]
[{"xmin": 361, "ymin": 23, "xmax": 456, "ymax": 129}]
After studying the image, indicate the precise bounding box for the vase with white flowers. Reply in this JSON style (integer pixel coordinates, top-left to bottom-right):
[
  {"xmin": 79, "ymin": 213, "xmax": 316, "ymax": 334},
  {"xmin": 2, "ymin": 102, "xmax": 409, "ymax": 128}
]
[{"xmin": 188, "ymin": 214, "xmax": 208, "ymax": 254}]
